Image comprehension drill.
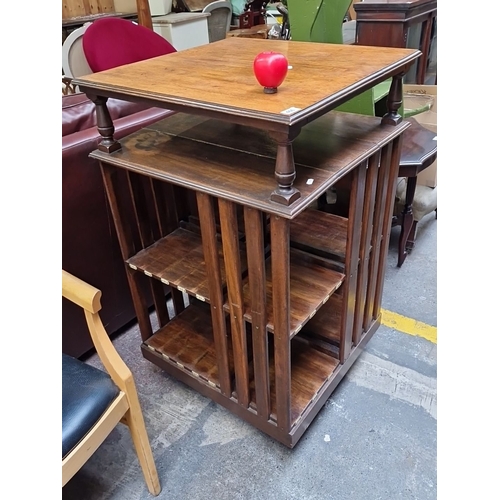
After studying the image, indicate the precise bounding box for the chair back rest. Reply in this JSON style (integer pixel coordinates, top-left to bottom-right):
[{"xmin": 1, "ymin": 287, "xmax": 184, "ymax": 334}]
[
  {"xmin": 202, "ymin": 1, "xmax": 232, "ymax": 42},
  {"xmin": 82, "ymin": 17, "xmax": 177, "ymax": 73},
  {"xmin": 62, "ymin": 23, "xmax": 93, "ymax": 78},
  {"xmin": 287, "ymin": 0, "xmax": 352, "ymax": 44}
]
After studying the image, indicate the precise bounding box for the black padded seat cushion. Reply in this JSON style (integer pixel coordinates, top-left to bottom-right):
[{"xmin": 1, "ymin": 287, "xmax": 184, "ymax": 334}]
[{"xmin": 62, "ymin": 353, "xmax": 120, "ymax": 458}]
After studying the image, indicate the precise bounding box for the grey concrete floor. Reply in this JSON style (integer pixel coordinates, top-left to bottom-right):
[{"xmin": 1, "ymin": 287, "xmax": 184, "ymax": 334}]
[{"xmin": 63, "ymin": 211, "xmax": 437, "ymax": 500}]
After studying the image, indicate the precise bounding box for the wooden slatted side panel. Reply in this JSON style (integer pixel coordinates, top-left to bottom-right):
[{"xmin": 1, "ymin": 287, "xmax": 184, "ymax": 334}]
[
  {"xmin": 219, "ymin": 199, "xmax": 250, "ymax": 407},
  {"xmin": 362, "ymin": 138, "xmax": 403, "ymax": 328},
  {"xmin": 270, "ymin": 215, "xmax": 291, "ymax": 432},
  {"xmin": 100, "ymin": 163, "xmax": 154, "ymax": 340},
  {"xmin": 196, "ymin": 192, "xmax": 232, "ymax": 397},
  {"xmin": 339, "ymin": 162, "xmax": 366, "ymax": 364},
  {"xmin": 352, "ymin": 152, "xmax": 380, "ymax": 346},
  {"xmin": 243, "ymin": 206, "xmax": 270, "ymax": 419},
  {"xmin": 373, "ymin": 136, "xmax": 404, "ymax": 315},
  {"xmin": 127, "ymin": 172, "xmax": 170, "ymax": 327},
  {"xmin": 362, "ymin": 143, "xmax": 392, "ymax": 330}
]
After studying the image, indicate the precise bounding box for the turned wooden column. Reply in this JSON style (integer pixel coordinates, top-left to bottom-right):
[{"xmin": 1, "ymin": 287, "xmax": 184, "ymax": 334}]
[
  {"xmin": 269, "ymin": 128, "xmax": 301, "ymax": 206},
  {"xmin": 87, "ymin": 94, "xmax": 121, "ymax": 153}
]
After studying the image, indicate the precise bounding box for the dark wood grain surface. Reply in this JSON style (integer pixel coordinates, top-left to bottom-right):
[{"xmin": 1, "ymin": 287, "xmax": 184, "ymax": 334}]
[
  {"xmin": 73, "ymin": 38, "xmax": 420, "ymax": 128},
  {"xmin": 90, "ymin": 111, "xmax": 410, "ymax": 218}
]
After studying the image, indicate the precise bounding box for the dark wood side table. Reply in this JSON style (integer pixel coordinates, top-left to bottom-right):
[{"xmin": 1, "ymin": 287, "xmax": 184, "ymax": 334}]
[
  {"xmin": 72, "ymin": 38, "xmax": 420, "ymax": 447},
  {"xmin": 394, "ymin": 118, "xmax": 437, "ymax": 267},
  {"xmin": 354, "ymin": 0, "xmax": 437, "ymax": 85}
]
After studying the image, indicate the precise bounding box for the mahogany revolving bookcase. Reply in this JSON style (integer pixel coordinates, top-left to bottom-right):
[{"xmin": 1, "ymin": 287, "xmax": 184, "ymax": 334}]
[{"xmin": 73, "ymin": 38, "xmax": 419, "ymax": 447}]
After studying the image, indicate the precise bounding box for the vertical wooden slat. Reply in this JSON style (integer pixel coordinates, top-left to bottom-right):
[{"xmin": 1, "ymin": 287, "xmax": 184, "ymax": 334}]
[
  {"xmin": 135, "ymin": 0, "xmax": 153, "ymax": 30},
  {"xmin": 244, "ymin": 206, "xmax": 270, "ymax": 418},
  {"xmin": 270, "ymin": 215, "xmax": 291, "ymax": 432},
  {"xmin": 150, "ymin": 179, "xmax": 185, "ymax": 316},
  {"xmin": 127, "ymin": 173, "xmax": 156, "ymax": 246},
  {"xmin": 363, "ymin": 144, "xmax": 391, "ymax": 330},
  {"xmin": 150, "ymin": 179, "xmax": 176, "ymax": 238},
  {"xmin": 373, "ymin": 136, "xmax": 403, "ymax": 315},
  {"xmin": 352, "ymin": 152, "xmax": 380, "ymax": 345},
  {"xmin": 339, "ymin": 162, "xmax": 366, "ymax": 364},
  {"xmin": 100, "ymin": 163, "xmax": 153, "ymax": 340},
  {"xmin": 127, "ymin": 173, "xmax": 170, "ymax": 327},
  {"xmin": 196, "ymin": 192, "xmax": 232, "ymax": 396},
  {"xmin": 219, "ymin": 199, "xmax": 250, "ymax": 407}
]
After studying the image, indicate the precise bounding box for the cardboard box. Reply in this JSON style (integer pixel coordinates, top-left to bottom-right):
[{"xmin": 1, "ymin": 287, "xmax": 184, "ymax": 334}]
[{"xmin": 403, "ymin": 84, "xmax": 437, "ymax": 188}]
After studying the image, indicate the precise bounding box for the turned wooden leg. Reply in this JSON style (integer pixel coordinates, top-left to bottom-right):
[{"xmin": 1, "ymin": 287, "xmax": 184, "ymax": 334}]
[
  {"xmin": 88, "ymin": 94, "xmax": 122, "ymax": 153},
  {"xmin": 269, "ymin": 130, "xmax": 301, "ymax": 206},
  {"xmin": 407, "ymin": 220, "xmax": 418, "ymax": 249},
  {"xmin": 397, "ymin": 176, "xmax": 417, "ymax": 267},
  {"xmin": 382, "ymin": 72, "xmax": 404, "ymax": 126}
]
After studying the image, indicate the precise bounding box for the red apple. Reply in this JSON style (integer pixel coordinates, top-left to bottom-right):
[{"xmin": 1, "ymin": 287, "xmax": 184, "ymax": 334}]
[{"xmin": 253, "ymin": 51, "xmax": 288, "ymax": 94}]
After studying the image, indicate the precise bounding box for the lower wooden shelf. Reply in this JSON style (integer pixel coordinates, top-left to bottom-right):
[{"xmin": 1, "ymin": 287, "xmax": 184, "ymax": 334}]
[
  {"xmin": 249, "ymin": 336, "xmax": 340, "ymax": 428},
  {"xmin": 142, "ymin": 298, "xmax": 341, "ymax": 431},
  {"xmin": 144, "ymin": 301, "xmax": 234, "ymax": 389}
]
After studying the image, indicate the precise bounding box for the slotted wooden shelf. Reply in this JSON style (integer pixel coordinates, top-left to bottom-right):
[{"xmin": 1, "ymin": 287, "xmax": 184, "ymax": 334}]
[
  {"xmin": 127, "ymin": 227, "xmax": 247, "ymax": 302},
  {"xmin": 301, "ymin": 293, "xmax": 343, "ymax": 345},
  {"xmin": 143, "ymin": 301, "xmax": 234, "ymax": 389},
  {"xmin": 223, "ymin": 248, "xmax": 345, "ymax": 338},
  {"xmin": 249, "ymin": 336, "xmax": 340, "ymax": 427},
  {"xmin": 152, "ymin": 298, "xmax": 341, "ymax": 429},
  {"xmin": 290, "ymin": 209, "xmax": 348, "ymax": 262}
]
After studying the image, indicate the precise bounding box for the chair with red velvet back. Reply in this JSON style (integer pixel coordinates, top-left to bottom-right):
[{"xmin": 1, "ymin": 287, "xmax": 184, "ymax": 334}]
[{"xmin": 82, "ymin": 17, "xmax": 177, "ymax": 73}]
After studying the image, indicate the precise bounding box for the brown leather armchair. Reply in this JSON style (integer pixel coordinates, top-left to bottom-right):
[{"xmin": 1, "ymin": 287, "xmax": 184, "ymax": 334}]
[{"xmin": 62, "ymin": 93, "xmax": 175, "ymax": 358}]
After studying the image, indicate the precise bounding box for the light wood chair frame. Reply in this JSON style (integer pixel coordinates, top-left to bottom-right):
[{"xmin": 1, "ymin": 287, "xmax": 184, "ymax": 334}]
[{"xmin": 62, "ymin": 270, "xmax": 160, "ymax": 496}]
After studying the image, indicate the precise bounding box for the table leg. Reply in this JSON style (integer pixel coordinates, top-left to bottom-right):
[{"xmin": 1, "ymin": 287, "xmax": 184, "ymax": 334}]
[
  {"xmin": 88, "ymin": 94, "xmax": 122, "ymax": 153},
  {"xmin": 397, "ymin": 176, "xmax": 417, "ymax": 267},
  {"xmin": 407, "ymin": 220, "xmax": 418, "ymax": 250},
  {"xmin": 269, "ymin": 130, "xmax": 301, "ymax": 206}
]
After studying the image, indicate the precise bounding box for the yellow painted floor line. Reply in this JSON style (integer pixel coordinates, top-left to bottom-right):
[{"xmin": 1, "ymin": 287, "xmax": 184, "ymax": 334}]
[{"xmin": 380, "ymin": 308, "xmax": 437, "ymax": 344}]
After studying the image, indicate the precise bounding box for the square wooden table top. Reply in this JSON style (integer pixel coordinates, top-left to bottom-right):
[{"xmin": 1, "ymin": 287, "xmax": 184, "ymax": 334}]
[{"xmin": 73, "ymin": 37, "xmax": 420, "ymax": 129}]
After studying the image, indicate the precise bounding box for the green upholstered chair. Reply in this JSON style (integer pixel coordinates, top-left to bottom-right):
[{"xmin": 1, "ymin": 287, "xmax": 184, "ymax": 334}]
[
  {"xmin": 287, "ymin": 0, "xmax": 351, "ymax": 45},
  {"xmin": 287, "ymin": 0, "xmax": 391, "ymax": 117}
]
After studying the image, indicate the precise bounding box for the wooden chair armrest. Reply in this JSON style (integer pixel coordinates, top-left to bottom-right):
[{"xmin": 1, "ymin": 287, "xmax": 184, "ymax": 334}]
[
  {"xmin": 62, "ymin": 270, "xmax": 132, "ymax": 390},
  {"xmin": 62, "ymin": 270, "xmax": 102, "ymax": 313}
]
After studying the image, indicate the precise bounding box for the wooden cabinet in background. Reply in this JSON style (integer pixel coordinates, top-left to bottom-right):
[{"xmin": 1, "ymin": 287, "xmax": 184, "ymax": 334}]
[{"xmin": 354, "ymin": 0, "xmax": 437, "ymax": 85}]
